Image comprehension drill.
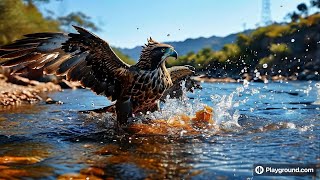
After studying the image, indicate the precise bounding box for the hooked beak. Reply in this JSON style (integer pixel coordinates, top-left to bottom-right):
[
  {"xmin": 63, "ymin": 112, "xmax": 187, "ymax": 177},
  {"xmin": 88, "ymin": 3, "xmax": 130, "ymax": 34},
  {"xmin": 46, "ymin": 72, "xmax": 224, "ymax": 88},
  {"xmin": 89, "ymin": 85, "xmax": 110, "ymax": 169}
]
[{"xmin": 162, "ymin": 48, "xmax": 178, "ymax": 61}]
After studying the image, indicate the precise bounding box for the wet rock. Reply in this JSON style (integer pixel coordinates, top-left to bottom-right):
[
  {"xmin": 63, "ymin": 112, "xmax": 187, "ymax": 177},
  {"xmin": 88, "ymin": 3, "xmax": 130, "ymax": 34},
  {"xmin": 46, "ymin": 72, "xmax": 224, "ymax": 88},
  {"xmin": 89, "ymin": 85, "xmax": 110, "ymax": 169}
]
[
  {"xmin": 272, "ymin": 75, "xmax": 288, "ymax": 81},
  {"xmin": 45, "ymin": 97, "xmax": 63, "ymax": 105}
]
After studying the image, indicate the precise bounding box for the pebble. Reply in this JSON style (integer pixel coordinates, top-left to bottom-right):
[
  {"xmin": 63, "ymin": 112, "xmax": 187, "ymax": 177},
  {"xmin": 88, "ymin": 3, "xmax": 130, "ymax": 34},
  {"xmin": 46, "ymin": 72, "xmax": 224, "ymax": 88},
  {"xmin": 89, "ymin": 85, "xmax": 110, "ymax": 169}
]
[{"xmin": 0, "ymin": 78, "xmax": 61, "ymax": 106}]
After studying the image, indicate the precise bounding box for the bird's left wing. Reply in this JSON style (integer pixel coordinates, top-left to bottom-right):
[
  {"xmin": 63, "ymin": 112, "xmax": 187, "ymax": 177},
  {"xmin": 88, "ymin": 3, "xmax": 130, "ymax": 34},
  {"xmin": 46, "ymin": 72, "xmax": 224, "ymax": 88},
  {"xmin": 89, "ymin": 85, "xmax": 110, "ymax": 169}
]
[
  {"xmin": 0, "ymin": 26, "xmax": 130, "ymax": 100},
  {"xmin": 167, "ymin": 65, "xmax": 195, "ymax": 83}
]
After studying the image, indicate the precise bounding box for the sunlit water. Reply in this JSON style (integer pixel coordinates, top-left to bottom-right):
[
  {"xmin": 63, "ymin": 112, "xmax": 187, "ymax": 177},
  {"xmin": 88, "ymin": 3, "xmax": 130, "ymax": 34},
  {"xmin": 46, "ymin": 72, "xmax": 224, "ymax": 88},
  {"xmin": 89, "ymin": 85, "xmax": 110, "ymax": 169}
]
[{"xmin": 0, "ymin": 81, "xmax": 319, "ymax": 179}]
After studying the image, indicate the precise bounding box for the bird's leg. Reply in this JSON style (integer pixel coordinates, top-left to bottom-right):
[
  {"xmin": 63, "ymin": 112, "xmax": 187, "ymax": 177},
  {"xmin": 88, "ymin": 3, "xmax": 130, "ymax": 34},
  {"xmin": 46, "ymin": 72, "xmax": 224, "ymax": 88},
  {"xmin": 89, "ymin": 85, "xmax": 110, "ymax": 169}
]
[
  {"xmin": 155, "ymin": 101, "xmax": 160, "ymax": 112},
  {"xmin": 115, "ymin": 99, "xmax": 133, "ymax": 130},
  {"xmin": 148, "ymin": 100, "xmax": 160, "ymax": 113}
]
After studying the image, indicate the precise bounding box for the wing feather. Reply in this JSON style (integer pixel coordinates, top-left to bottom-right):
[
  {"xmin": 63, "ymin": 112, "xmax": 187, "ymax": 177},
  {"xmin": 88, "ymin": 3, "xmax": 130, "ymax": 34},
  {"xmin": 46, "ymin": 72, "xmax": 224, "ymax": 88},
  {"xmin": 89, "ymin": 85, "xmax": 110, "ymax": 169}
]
[
  {"xmin": 0, "ymin": 26, "xmax": 130, "ymax": 100},
  {"xmin": 167, "ymin": 65, "xmax": 195, "ymax": 83}
]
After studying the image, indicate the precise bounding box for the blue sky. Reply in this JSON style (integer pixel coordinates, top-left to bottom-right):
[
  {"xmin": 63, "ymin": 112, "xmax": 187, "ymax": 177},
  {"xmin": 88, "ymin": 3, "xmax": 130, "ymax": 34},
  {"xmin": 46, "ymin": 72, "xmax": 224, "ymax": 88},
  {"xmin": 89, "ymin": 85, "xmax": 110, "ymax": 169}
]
[{"xmin": 41, "ymin": 0, "xmax": 310, "ymax": 48}]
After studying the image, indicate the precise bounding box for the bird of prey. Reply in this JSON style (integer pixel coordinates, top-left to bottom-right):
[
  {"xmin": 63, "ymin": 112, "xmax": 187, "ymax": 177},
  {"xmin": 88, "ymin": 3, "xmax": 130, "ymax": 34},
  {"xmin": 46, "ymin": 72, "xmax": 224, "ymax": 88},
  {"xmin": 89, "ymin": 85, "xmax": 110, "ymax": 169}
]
[
  {"xmin": 81, "ymin": 65, "xmax": 201, "ymax": 114},
  {"xmin": 0, "ymin": 25, "xmax": 180, "ymax": 129}
]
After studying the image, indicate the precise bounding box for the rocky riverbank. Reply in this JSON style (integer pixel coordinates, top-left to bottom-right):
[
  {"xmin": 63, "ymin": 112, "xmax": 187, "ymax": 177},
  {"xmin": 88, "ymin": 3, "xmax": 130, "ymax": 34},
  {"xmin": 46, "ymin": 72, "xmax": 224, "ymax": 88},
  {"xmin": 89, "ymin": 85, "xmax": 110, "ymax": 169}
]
[{"xmin": 0, "ymin": 74, "xmax": 61, "ymax": 106}]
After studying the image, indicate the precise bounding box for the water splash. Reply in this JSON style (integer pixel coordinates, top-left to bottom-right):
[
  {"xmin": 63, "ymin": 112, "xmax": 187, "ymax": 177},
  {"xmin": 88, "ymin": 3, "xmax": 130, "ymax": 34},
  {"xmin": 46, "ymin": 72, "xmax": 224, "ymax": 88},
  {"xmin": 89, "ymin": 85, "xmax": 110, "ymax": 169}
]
[
  {"xmin": 148, "ymin": 87, "xmax": 205, "ymax": 121},
  {"xmin": 313, "ymin": 82, "xmax": 320, "ymax": 105},
  {"xmin": 148, "ymin": 81, "xmax": 243, "ymax": 132},
  {"xmin": 210, "ymin": 87, "xmax": 243, "ymax": 131}
]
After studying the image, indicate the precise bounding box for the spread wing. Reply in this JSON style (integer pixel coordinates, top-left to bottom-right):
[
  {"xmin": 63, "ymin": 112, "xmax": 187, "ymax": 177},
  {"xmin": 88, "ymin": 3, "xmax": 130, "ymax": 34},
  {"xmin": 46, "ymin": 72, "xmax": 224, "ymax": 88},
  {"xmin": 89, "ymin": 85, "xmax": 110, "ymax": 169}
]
[
  {"xmin": 0, "ymin": 26, "xmax": 129, "ymax": 101},
  {"xmin": 167, "ymin": 65, "xmax": 195, "ymax": 83}
]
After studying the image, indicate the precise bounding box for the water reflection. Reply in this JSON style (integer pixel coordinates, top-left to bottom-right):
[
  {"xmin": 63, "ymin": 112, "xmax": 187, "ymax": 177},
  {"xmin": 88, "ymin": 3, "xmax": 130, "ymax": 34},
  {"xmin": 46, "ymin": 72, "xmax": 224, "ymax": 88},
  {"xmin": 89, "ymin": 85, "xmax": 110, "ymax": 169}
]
[
  {"xmin": 0, "ymin": 141, "xmax": 54, "ymax": 179},
  {"xmin": 0, "ymin": 103, "xmax": 46, "ymax": 114},
  {"xmin": 58, "ymin": 136, "xmax": 214, "ymax": 179},
  {"xmin": 0, "ymin": 82, "xmax": 318, "ymax": 179}
]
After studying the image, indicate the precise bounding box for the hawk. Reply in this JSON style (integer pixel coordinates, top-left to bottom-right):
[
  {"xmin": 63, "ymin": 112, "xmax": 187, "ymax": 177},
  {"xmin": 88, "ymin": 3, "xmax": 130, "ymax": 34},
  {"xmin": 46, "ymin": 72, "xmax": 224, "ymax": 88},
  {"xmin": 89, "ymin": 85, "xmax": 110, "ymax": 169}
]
[
  {"xmin": 0, "ymin": 26, "xmax": 182, "ymax": 129},
  {"xmin": 81, "ymin": 65, "xmax": 201, "ymax": 114}
]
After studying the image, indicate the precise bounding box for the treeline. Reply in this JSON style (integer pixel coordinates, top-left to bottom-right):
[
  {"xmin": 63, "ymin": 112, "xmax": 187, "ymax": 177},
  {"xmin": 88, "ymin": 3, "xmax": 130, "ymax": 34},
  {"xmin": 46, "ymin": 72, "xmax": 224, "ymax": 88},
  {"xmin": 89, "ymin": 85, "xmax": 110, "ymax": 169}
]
[
  {"xmin": 168, "ymin": 0, "xmax": 320, "ymax": 80},
  {"xmin": 0, "ymin": 0, "xmax": 135, "ymax": 65}
]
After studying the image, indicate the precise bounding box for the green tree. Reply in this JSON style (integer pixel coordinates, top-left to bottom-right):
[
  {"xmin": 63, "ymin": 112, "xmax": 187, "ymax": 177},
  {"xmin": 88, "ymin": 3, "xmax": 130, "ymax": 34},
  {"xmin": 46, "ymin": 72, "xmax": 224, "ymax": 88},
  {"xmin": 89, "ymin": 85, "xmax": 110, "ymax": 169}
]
[
  {"xmin": 289, "ymin": 11, "xmax": 301, "ymax": 22},
  {"xmin": 270, "ymin": 43, "xmax": 291, "ymax": 55},
  {"xmin": 297, "ymin": 3, "xmax": 308, "ymax": 16},
  {"xmin": 58, "ymin": 12, "xmax": 99, "ymax": 32},
  {"xmin": 0, "ymin": 0, "xmax": 60, "ymax": 45},
  {"xmin": 0, "ymin": 0, "xmax": 134, "ymax": 69},
  {"xmin": 311, "ymin": 0, "xmax": 320, "ymax": 8}
]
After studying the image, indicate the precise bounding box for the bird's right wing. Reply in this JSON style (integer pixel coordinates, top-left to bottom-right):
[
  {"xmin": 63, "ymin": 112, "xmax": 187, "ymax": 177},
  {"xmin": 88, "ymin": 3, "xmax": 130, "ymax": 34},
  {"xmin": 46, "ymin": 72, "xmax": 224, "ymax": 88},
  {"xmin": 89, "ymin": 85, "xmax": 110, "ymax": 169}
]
[{"xmin": 0, "ymin": 26, "xmax": 130, "ymax": 100}]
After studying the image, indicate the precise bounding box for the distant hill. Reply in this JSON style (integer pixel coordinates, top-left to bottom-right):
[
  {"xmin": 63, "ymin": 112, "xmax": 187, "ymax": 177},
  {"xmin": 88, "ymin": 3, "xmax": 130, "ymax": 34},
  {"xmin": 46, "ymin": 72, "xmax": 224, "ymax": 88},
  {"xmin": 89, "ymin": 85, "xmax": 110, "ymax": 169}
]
[
  {"xmin": 163, "ymin": 13, "xmax": 320, "ymax": 81},
  {"xmin": 118, "ymin": 30, "xmax": 253, "ymax": 61}
]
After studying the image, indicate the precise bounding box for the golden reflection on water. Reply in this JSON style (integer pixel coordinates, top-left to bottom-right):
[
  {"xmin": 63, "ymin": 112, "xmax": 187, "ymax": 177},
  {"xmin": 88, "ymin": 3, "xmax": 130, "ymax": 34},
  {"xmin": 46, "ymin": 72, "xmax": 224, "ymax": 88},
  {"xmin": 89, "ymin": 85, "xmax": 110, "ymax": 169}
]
[
  {"xmin": 0, "ymin": 106, "xmax": 216, "ymax": 179},
  {"xmin": 0, "ymin": 103, "xmax": 47, "ymax": 114},
  {"xmin": 127, "ymin": 105, "xmax": 216, "ymax": 135},
  {"xmin": 58, "ymin": 106, "xmax": 216, "ymax": 179},
  {"xmin": 0, "ymin": 142, "xmax": 54, "ymax": 179},
  {"xmin": 58, "ymin": 136, "xmax": 204, "ymax": 179}
]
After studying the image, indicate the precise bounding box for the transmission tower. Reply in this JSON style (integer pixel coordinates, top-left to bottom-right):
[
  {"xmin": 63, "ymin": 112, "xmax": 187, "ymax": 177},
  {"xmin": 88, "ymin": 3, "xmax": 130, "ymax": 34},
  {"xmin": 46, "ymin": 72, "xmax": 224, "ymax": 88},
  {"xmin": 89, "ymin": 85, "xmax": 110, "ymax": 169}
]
[{"xmin": 261, "ymin": 0, "xmax": 272, "ymax": 26}]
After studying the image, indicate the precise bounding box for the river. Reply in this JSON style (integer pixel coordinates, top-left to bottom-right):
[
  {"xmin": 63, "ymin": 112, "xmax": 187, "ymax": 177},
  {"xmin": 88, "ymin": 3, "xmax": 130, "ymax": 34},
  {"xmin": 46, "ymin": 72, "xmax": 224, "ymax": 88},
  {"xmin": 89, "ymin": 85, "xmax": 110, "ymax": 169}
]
[{"xmin": 0, "ymin": 81, "xmax": 319, "ymax": 179}]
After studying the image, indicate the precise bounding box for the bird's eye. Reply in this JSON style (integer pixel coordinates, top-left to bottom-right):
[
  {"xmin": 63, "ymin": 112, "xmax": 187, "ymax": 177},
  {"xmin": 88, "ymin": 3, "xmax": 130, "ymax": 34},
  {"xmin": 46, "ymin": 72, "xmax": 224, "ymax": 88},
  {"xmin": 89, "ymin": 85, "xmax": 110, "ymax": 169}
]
[{"xmin": 161, "ymin": 48, "xmax": 166, "ymax": 53}]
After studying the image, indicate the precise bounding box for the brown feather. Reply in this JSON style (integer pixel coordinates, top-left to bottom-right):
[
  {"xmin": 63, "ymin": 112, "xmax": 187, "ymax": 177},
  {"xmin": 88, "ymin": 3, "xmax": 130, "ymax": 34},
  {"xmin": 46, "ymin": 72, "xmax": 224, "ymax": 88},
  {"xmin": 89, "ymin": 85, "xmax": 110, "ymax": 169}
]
[
  {"xmin": 0, "ymin": 47, "xmax": 36, "ymax": 58},
  {"xmin": 1, "ymin": 43, "xmax": 38, "ymax": 50},
  {"xmin": 0, "ymin": 26, "xmax": 193, "ymax": 123},
  {"xmin": 1, "ymin": 53, "xmax": 42, "ymax": 66}
]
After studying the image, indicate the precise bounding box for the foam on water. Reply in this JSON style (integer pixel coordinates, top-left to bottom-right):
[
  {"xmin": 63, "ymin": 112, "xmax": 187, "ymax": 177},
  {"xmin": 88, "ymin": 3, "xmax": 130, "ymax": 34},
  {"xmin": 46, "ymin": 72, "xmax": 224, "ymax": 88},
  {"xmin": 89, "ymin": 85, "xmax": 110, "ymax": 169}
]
[
  {"xmin": 210, "ymin": 87, "xmax": 242, "ymax": 131},
  {"xmin": 81, "ymin": 80, "xmax": 317, "ymax": 135},
  {"xmin": 147, "ymin": 79, "xmax": 319, "ymax": 134},
  {"xmin": 147, "ymin": 81, "xmax": 244, "ymax": 131},
  {"xmin": 313, "ymin": 82, "xmax": 320, "ymax": 105}
]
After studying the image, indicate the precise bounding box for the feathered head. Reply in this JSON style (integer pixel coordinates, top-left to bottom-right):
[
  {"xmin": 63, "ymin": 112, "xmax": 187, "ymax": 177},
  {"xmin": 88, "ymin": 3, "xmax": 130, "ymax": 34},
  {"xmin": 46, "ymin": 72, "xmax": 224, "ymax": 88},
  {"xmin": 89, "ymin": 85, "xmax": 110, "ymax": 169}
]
[{"xmin": 137, "ymin": 37, "xmax": 178, "ymax": 70}]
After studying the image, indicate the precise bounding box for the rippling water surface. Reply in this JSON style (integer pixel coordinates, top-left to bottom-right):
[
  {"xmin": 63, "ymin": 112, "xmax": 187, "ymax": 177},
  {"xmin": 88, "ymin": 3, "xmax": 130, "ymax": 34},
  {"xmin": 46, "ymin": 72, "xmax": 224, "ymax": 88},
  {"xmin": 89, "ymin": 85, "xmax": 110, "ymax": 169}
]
[{"xmin": 0, "ymin": 81, "xmax": 319, "ymax": 179}]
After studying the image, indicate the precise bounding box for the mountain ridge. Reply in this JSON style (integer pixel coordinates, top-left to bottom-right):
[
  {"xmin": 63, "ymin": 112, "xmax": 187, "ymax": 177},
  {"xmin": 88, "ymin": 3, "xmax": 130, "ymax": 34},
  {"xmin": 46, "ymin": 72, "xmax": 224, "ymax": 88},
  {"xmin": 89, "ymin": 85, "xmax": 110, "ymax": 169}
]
[{"xmin": 118, "ymin": 29, "xmax": 253, "ymax": 61}]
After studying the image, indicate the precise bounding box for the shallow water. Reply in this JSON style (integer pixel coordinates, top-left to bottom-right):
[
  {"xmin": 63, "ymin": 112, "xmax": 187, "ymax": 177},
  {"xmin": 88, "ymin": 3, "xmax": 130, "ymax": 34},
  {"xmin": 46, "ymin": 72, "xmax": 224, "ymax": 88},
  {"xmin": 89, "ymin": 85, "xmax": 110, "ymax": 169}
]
[{"xmin": 0, "ymin": 81, "xmax": 319, "ymax": 179}]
